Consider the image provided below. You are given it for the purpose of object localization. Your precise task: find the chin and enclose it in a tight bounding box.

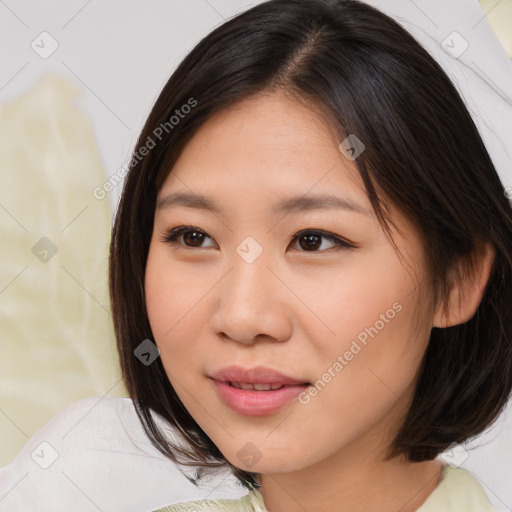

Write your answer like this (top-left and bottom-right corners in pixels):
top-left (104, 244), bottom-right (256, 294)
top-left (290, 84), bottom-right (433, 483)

top-left (221, 446), bottom-right (308, 475)
top-left (233, 459), bottom-right (298, 475)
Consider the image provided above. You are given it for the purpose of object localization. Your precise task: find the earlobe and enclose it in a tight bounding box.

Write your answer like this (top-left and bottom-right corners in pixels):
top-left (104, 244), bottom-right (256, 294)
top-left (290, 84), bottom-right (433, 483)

top-left (433, 243), bottom-right (495, 328)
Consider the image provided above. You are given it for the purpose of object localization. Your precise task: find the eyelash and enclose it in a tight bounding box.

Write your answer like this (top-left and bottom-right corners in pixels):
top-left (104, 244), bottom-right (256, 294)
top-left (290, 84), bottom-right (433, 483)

top-left (159, 225), bottom-right (356, 252)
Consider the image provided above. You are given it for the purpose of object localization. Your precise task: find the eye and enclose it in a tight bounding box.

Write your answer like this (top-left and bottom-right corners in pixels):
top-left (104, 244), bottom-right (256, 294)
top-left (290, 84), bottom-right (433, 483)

top-left (160, 226), bottom-right (355, 252)
top-left (290, 229), bottom-right (355, 252)
top-left (160, 225), bottom-right (216, 248)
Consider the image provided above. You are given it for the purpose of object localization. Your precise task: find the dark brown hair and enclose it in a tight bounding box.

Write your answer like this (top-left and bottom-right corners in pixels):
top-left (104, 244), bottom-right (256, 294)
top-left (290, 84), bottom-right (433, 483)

top-left (109, 0), bottom-right (512, 488)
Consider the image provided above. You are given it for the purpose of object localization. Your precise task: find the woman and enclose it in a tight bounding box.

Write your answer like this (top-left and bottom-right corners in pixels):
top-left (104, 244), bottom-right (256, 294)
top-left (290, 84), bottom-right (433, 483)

top-left (110, 0), bottom-right (512, 509)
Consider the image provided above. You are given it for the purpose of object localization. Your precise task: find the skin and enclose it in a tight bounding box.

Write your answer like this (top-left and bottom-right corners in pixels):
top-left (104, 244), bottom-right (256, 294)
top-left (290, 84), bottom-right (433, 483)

top-left (144, 90), bottom-right (492, 512)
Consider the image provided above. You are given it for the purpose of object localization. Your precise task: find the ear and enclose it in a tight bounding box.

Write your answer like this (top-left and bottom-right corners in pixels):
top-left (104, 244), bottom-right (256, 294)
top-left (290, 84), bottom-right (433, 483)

top-left (433, 242), bottom-right (495, 328)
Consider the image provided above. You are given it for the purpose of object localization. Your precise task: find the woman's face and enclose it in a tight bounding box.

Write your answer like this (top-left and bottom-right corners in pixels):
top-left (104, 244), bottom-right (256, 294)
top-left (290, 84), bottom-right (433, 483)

top-left (145, 91), bottom-right (436, 474)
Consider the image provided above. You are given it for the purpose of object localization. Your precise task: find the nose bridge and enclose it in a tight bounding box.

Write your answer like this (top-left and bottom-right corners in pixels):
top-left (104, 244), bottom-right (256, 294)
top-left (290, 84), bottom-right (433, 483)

top-left (226, 236), bottom-right (274, 308)
top-left (212, 236), bottom-right (290, 343)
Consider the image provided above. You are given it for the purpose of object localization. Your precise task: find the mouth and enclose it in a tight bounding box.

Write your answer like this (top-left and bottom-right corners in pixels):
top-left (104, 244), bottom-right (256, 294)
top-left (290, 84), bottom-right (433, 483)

top-left (211, 365), bottom-right (310, 387)
top-left (227, 381), bottom-right (308, 391)
top-left (209, 365), bottom-right (311, 416)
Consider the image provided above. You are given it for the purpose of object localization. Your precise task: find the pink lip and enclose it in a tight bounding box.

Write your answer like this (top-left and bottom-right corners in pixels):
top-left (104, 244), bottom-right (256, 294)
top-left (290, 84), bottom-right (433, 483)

top-left (210, 365), bottom-right (310, 416)
top-left (211, 365), bottom-right (308, 386)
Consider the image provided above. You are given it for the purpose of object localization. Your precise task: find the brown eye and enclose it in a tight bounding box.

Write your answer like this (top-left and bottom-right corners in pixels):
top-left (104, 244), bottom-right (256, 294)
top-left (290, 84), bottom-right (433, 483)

top-left (290, 230), bottom-right (354, 252)
top-left (160, 226), bottom-right (216, 248)
top-left (182, 230), bottom-right (205, 247)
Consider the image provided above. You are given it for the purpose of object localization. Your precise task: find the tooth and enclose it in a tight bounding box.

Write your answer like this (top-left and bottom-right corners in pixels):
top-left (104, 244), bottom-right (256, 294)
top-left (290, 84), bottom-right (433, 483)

top-left (230, 382), bottom-right (285, 391)
top-left (253, 383), bottom-right (272, 391)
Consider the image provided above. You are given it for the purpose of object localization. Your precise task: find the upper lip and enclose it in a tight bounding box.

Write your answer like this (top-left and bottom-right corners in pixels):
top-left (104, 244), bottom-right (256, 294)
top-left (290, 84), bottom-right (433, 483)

top-left (211, 365), bottom-right (309, 386)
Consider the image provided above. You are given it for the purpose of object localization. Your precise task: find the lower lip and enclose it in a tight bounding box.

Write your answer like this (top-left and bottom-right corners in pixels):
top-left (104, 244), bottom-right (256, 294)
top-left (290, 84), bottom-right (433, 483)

top-left (211, 379), bottom-right (309, 416)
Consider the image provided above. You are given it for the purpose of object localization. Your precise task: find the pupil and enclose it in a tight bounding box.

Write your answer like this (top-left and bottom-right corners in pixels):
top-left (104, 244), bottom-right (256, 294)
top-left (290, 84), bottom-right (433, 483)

top-left (184, 231), bottom-right (203, 247)
top-left (300, 234), bottom-right (320, 251)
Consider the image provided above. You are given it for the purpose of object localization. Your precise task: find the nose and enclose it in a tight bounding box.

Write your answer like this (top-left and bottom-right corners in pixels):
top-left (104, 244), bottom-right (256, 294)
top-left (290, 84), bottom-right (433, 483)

top-left (209, 248), bottom-right (293, 345)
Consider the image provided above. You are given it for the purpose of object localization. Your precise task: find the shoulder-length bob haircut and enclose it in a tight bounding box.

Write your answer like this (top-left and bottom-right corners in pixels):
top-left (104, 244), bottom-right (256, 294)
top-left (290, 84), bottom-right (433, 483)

top-left (109, 0), bottom-right (512, 487)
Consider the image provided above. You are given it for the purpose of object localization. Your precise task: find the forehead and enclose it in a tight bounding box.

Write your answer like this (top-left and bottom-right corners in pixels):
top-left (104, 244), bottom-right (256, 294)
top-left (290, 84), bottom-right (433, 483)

top-left (176, 90), bottom-right (341, 160)
top-left (159, 91), bottom-right (369, 208)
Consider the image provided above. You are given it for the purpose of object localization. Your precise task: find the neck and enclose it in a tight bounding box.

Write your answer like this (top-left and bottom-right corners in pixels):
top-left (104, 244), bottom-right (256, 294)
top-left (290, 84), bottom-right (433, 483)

top-left (257, 433), bottom-right (443, 512)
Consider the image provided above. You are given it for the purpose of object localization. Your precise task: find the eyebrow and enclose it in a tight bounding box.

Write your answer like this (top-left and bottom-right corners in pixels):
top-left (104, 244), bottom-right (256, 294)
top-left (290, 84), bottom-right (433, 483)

top-left (156, 191), bottom-right (372, 217)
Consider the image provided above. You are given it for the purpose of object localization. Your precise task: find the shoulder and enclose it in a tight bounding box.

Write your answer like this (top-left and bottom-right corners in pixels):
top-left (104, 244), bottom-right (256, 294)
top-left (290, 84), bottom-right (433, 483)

top-left (0, 397), bottom-right (248, 512)
top-left (418, 464), bottom-right (509, 512)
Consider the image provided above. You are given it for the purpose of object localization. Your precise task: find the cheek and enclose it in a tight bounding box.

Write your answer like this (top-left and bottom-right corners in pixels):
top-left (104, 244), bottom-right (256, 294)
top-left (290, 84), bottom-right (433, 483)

top-left (145, 248), bottom-right (189, 356)
top-left (289, 301), bottom-right (429, 467)
top-left (302, 249), bottom-right (430, 411)
top-left (144, 245), bottom-right (215, 395)
top-left (145, 243), bottom-right (200, 337)
top-left (304, 247), bottom-right (417, 353)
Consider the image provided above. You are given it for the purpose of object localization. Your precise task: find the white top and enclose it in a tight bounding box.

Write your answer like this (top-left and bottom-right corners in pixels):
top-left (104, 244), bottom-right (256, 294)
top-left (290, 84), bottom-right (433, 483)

top-left (155, 466), bottom-right (507, 512)
top-left (415, 466), bottom-right (508, 512)
top-left (0, 397), bottom-right (507, 512)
